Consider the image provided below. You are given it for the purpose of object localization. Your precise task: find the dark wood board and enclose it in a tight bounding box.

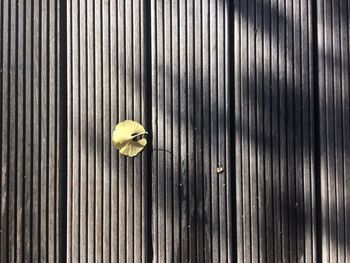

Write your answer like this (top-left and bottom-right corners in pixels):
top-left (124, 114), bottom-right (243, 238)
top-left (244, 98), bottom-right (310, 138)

top-left (0, 0), bottom-right (62, 261)
top-left (66, 0), bottom-right (149, 262)
top-left (1, 0), bottom-right (349, 262)
top-left (151, 0), bottom-right (233, 262)
top-left (234, 0), bottom-right (317, 261)
top-left (317, 0), bottom-right (350, 261)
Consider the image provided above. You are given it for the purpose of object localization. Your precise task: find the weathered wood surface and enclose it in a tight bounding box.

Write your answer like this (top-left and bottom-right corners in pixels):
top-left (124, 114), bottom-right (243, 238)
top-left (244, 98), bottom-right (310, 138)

top-left (0, 0), bottom-right (63, 262)
top-left (1, 0), bottom-right (350, 262)
top-left (67, 0), bottom-right (150, 262)
top-left (151, 0), bottom-right (233, 262)
top-left (234, 0), bottom-right (317, 261)
top-left (317, 0), bottom-right (350, 261)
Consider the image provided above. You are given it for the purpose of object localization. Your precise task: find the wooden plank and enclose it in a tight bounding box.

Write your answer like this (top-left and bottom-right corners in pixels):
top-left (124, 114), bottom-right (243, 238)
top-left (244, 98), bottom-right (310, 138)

top-left (151, 0), bottom-right (233, 261)
top-left (117, 0), bottom-right (127, 261)
top-left (125, 1), bottom-right (134, 261)
top-left (317, 0), bottom-right (328, 260)
top-left (79, 0), bottom-right (88, 261)
top-left (240, 0), bottom-right (251, 260)
top-left (218, 1), bottom-right (228, 262)
top-left (23, 0), bottom-right (33, 260)
top-left (71, 0), bottom-right (80, 261)
top-left (1, 0), bottom-right (10, 261)
top-left (262, 0), bottom-right (273, 262)
top-left (110, 0), bottom-right (118, 261)
top-left (186, 0), bottom-right (196, 261)
top-left (56, 0), bottom-right (64, 260)
top-left (303, 0), bottom-right (315, 261)
top-left (155, 0), bottom-right (165, 261)
top-left (16, 0), bottom-right (25, 261)
top-left (171, 0), bottom-right (181, 262)
top-left (77, 1), bottom-right (89, 262)
top-left (293, 0), bottom-right (304, 261)
top-left (48, 0), bottom-right (58, 261)
top-left (150, 0), bottom-right (158, 260)
top-left (341, 2), bottom-right (350, 261)
top-left (86, 0), bottom-right (95, 260)
top-left (40, 0), bottom-right (49, 261)
top-left (209, 1), bottom-right (219, 261)
top-left (8, 0), bottom-right (17, 261)
top-left (32, 0), bottom-right (41, 260)
top-left (256, 0), bottom-right (266, 261)
top-left (234, 0), bottom-right (316, 261)
top-left (164, 0), bottom-right (173, 261)
top-left (67, 0), bottom-right (149, 261)
top-left (102, 0), bottom-right (111, 261)
top-left (317, 0), bottom-right (350, 261)
top-left (233, 0), bottom-right (243, 260)
top-left (179, 0), bottom-right (189, 261)
top-left (66, 0), bottom-right (72, 260)
top-left (271, 0), bottom-right (282, 259)
top-left (0, 1), bottom-right (3, 258)
top-left (277, 0), bottom-right (289, 261)
top-left (247, 0), bottom-right (258, 260)
top-left (202, 0), bottom-right (212, 261)
top-left (1, 0), bottom-right (61, 261)
top-left (132, 1), bottom-right (142, 263)
top-left (141, 0), bottom-right (150, 261)
top-left (285, 0), bottom-right (297, 261)
top-left (94, 0), bottom-right (103, 260)
top-left (224, 1), bottom-right (233, 261)
top-left (194, 0), bottom-right (204, 261)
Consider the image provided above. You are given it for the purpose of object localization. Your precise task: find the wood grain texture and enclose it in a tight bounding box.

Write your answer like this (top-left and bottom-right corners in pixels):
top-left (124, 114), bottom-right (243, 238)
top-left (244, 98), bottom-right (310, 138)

top-left (317, 0), bottom-right (350, 261)
top-left (234, 0), bottom-right (317, 262)
top-left (151, 0), bottom-right (233, 262)
top-left (0, 0), bottom-right (62, 261)
top-left (2, 0), bottom-right (350, 262)
top-left (67, 0), bottom-right (149, 262)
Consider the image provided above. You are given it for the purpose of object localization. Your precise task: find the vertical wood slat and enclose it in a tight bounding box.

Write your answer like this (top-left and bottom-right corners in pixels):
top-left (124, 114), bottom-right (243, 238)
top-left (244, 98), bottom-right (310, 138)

top-left (317, 0), bottom-right (350, 261)
top-left (234, 0), bottom-right (316, 261)
top-left (77, 0), bottom-right (87, 262)
top-left (151, 0), bottom-right (233, 262)
top-left (67, 0), bottom-right (148, 262)
top-left (0, 0), bottom-right (61, 261)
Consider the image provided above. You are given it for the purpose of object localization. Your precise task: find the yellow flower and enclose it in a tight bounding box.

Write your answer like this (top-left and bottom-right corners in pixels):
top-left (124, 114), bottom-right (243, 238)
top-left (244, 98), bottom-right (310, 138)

top-left (112, 120), bottom-right (147, 157)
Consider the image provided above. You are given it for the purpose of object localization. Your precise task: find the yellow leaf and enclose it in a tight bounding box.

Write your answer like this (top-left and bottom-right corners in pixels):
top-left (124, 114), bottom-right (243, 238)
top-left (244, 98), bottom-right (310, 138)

top-left (112, 120), bottom-right (148, 157)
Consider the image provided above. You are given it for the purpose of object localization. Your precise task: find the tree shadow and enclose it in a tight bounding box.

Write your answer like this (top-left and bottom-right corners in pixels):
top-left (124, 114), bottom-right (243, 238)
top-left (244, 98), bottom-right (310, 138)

top-left (151, 0), bottom-right (350, 262)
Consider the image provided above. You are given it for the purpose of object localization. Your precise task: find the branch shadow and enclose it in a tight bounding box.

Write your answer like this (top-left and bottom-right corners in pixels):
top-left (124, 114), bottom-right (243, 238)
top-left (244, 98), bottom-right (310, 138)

top-left (152, 0), bottom-right (350, 262)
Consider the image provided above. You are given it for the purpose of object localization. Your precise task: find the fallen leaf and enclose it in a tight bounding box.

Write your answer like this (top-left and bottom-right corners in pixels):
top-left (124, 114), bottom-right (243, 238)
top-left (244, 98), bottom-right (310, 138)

top-left (112, 120), bottom-right (148, 157)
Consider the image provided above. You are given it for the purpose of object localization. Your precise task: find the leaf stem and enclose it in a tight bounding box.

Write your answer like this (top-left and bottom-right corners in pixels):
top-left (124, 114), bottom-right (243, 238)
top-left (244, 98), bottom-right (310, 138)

top-left (131, 131), bottom-right (148, 139)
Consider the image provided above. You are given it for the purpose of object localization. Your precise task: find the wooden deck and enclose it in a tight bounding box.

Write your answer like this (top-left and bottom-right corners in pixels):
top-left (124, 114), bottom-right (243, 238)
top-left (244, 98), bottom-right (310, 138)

top-left (1, 0), bottom-right (349, 262)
